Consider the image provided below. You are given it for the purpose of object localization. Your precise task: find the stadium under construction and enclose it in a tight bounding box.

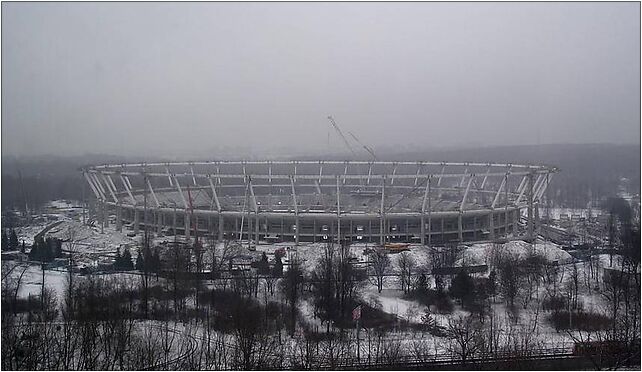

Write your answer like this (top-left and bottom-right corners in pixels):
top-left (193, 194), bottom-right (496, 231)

top-left (82, 160), bottom-right (558, 245)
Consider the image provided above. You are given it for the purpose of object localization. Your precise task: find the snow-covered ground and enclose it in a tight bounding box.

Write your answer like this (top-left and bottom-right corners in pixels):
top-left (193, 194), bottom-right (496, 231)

top-left (15, 264), bottom-right (70, 305)
top-left (14, 223), bottom-right (49, 246)
top-left (6, 262), bottom-right (142, 304)
top-left (2, 201), bottom-right (625, 354)
top-left (42, 220), bottom-right (141, 266)
top-left (456, 239), bottom-right (573, 268)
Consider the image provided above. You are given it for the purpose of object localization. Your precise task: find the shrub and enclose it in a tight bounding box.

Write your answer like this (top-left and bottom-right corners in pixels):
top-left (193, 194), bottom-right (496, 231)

top-left (542, 295), bottom-right (566, 311)
top-left (405, 288), bottom-right (454, 314)
top-left (548, 310), bottom-right (611, 332)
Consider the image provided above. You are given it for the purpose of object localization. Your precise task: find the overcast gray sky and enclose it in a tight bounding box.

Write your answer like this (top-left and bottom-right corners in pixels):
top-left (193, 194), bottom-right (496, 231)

top-left (2, 2), bottom-right (640, 158)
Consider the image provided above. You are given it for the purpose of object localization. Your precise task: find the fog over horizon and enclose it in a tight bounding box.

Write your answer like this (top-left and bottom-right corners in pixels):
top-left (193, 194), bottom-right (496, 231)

top-left (2, 2), bottom-right (640, 159)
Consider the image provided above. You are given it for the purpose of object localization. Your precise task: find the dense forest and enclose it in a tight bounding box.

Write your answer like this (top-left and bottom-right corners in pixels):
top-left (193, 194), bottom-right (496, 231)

top-left (1, 154), bottom-right (157, 213)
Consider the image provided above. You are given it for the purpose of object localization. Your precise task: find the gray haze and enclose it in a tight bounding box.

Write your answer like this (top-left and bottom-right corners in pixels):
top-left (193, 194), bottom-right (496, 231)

top-left (2, 2), bottom-right (640, 159)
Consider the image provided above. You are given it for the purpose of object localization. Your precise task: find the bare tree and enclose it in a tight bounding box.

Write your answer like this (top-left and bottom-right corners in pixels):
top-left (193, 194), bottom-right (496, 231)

top-left (497, 252), bottom-right (521, 309)
top-left (310, 241), bottom-right (365, 326)
top-left (263, 275), bottom-right (278, 296)
top-left (397, 252), bottom-right (416, 294)
top-left (60, 224), bottom-right (89, 317)
top-left (445, 314), bottom-right (484, 366)
top-left (567, 261), bottom-right (581, 310)
top-left (368, 249), bottom-right (391, 293)
top-left (520, 253), bottom-right (545, 309)
top-left (541, 261), bottom-right (561, 299)
top-left (405, 303), bottom-right (420, 324)
top-left (213, 240), bottom-right (243, 273)
top-left (281, 257), bottom-right (304, 333)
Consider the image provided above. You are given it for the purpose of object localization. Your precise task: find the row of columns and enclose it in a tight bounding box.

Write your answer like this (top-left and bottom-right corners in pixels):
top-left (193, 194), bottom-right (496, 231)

top-left (100, 203), bottom-right (524, 245)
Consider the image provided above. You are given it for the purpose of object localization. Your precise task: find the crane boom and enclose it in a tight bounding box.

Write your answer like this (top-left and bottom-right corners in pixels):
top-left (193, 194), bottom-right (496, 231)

top-left (327, 116), bottom-right (357, 157)
top-left (347, 131), bottom-right (376, 161)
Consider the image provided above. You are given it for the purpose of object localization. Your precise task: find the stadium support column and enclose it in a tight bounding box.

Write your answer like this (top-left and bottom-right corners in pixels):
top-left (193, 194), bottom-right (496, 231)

top-left (459, 175), bottom-right (474, 243)
top-left (336, 176), bottom-right (342, 245)
top-left (248, 177), bottom-right (260, 246)
top-left (173, 206), bottom-right (177, 239)
top-left (134, 209), bottom-right (140, 235)
top-left (527, 171), bottom-right (534, 240)
top-left (491, 173), bottom-right (506, 240)
top-left (505, 173), bottom-right (510, 237)
top-left (102, 172), bottom-right (119, 230)
top-left (208, 214), bottom-right (213, 239)
top-left (207, 176), bottom-right (223, 242)
top-left (421, 176), bottom-right (431, 246)
top-left (380, 175), bottom-right (386, 246)
top-left (428, 178), bottom-right (432, 247)
top-left (255, 215), bottom-right (259, 245)
top-left (100, 172), bottom-right (118, 230)
top-left (291, 176), bottom-right (299, 246)
top-left (172, 175), bottom-right (190, 240)
top-left (185, 212), bottom-right (191, 240)
top-left (146, 178), bottom-right (161, 235)
top-left (116, 202), bottom-right (122, 232)
top-left (489, 213), bottom-right (495, 240)
top-left (473, 216), bottom-right (477, 240)
top-left (117, 176), bottom-right (132, 204)
top-left (534, 205), bottom-right (540, 237)
top-left (531, 173), bottom-right (546, 238)
top-left (218, 215), bottom-right (224, 242)
top-left (90, 173), bottom-right (108, 232)
top-left (103, 202), bottom-right (109, 229)
top-left (100, 203), bottom-right (105, 233)
top-left (405, 219), bottom-right (409, 242)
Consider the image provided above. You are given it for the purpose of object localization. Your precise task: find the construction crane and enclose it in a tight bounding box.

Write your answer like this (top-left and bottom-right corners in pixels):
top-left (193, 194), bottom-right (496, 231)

top-left (327, 115), bottom-right (358, 157)
top-left (327, 115), bottom-right (376, 161)
top-left (327, 115), bottom-right (383, 195)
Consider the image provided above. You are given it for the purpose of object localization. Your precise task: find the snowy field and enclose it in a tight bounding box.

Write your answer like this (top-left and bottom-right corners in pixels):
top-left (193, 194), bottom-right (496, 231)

top-left (31, 220), bottom-right (143, 266)
top-left (456, 239), bottom-right (573, 268)
top-left (4, 262), bottom-right (142, 306)
top-left (3, 200), bottom-right (630, 355)
top-left (283, 239), bottom-right (620, 351)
